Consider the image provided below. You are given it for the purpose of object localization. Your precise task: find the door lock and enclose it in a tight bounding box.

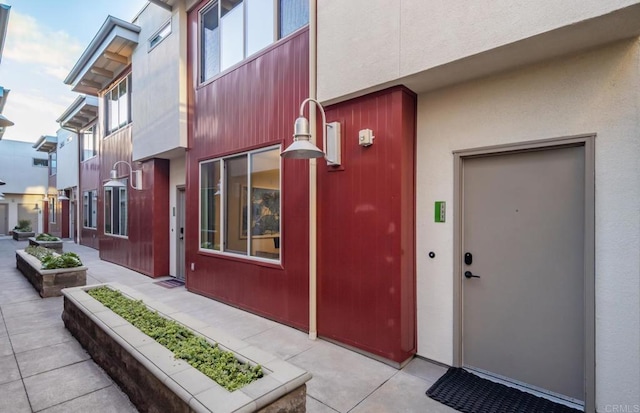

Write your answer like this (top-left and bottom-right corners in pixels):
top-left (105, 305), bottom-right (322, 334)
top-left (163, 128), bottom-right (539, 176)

top-left (464, 271), bottom-right (480, 279)
top-left (464, 252), bottom-right (473, 265)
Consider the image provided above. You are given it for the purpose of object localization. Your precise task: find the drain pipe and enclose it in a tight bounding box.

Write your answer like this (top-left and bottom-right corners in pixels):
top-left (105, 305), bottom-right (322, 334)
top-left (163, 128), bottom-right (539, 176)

top-left (308, 0), bottom-right (318, 341)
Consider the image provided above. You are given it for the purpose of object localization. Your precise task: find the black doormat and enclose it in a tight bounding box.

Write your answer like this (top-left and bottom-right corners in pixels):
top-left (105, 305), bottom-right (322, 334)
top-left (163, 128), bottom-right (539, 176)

top-left (426, 367), bottom-right (581, 413)
top-left (153, 279), bottom-right (185, 288)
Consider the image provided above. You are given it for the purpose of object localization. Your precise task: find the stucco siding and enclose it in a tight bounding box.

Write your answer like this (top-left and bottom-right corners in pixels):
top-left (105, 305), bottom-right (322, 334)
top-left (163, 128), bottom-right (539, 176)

top-left (132, 3), bottom-right (187, 161)
top-left (415, 39), bottom-right (640, 409)
top-left (318, 0), bottom-right (640, 102)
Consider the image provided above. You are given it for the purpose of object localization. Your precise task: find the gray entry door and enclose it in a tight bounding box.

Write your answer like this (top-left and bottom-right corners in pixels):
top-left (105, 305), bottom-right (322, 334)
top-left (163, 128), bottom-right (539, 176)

top-left (176, 187), bottom-right (186, 280)
top-left (462, 145), bottom-right (584, 402)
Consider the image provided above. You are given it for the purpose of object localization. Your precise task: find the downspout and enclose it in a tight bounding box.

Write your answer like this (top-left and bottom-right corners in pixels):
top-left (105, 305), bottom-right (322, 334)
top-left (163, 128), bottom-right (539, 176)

top-left (308, 0), bottom-right (318, 340)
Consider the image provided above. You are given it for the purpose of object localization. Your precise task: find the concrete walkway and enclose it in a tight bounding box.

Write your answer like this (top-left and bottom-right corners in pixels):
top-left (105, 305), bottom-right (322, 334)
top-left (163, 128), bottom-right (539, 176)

top-left (0, 238), bottom-right (455, 412)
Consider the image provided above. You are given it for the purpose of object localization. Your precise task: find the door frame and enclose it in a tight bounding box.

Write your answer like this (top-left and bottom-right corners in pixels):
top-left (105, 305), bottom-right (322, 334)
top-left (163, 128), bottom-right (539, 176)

top-left (176, 185), bottom-right (186, 280)
top-left (452, 134), bottom-right (595, 412)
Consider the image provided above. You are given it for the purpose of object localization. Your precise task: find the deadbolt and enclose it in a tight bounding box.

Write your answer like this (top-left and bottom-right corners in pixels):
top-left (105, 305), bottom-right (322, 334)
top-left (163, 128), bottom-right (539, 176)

top-left (464, 252), bottom-right (473, 265)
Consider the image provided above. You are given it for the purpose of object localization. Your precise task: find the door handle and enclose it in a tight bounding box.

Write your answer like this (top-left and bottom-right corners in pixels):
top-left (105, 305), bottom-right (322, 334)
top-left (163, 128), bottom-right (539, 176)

top-left (179, 236), bottom-right (184, 240)
top-left (464, 271), bottom-right (480, 279)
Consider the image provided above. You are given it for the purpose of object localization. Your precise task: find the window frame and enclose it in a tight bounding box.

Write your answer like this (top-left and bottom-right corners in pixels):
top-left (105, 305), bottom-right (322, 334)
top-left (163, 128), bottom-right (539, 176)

top-left (149, 19), bottom-right (172, 51)
top-left (104, 181), bottom-right (128, 238)
top-left (49, 196), bottom-right (56, 224)
top-left (33, 158), bottom-right (48, 167)
top-left (198, 0), bottom-right (308, 84)
top-left (49, 152), bottom-right (57, 176)
top-left (104, 74), bottom-right (132, 137)
top-left (81, 124), bottom-right (98, 162)
top-left (199, 145), bottom-right (281, 263)
top-left (83, 190), bottom-right (98, 229)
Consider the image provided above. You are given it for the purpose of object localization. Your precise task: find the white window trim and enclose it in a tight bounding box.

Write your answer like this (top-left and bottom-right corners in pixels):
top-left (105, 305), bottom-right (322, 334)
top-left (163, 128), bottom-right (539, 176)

top-left (149, 19), bottom-right (172, 52)
top-left (104, 182), bottom-right (128, 238)
top-left (81, 124), bottom-right (98, 162)
top-left (198, 0), bottom-right (308, 85)
top-left (199, 145), bottom-right (281, 263)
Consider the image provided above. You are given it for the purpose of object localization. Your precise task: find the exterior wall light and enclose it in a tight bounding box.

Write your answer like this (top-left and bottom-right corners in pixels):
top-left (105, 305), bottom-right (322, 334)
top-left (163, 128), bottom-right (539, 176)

top-left (0, 192), bottom-right (4, 200)
top-left (0, 178), bottom-right (5, 185)
top-left (104, 161), bottom-right (143, 190)
top-left (281, 98), bottom-right (341, 165)
top-left (58, 190), bottom-right (69, 201)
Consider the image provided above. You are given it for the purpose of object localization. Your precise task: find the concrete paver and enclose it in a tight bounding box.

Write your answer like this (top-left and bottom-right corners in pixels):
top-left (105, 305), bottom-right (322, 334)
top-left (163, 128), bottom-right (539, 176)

top-left (0, 238), bottom-right (455, 412)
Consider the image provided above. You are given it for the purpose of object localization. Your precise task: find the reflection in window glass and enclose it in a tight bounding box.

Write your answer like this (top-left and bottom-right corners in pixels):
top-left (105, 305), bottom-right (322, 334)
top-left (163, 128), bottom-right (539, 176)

top-left (225, 155), bottom-right (248, 255)
top-left (246, 0), bottom-right (274, 56)
top-left (250, 149), bottom-right (280, 260)
top-left (279, 0), bottom-right (309, 38)
top-left (201, 3), bottom-right (220, 81)
top-left (220, 1), bottom-right (244, 71)
top-left (200, 160), bottom-right (221, 250)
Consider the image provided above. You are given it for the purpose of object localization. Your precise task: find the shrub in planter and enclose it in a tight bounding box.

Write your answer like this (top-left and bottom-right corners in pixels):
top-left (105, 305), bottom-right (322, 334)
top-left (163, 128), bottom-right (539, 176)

top-left (25, 245), bottom-right (83, 269)
top-left (36, 233), bottom-right (60, 241)
top-left (88, 287), bottom-right (263, 391)
top-left (15, 219), bottom-right (32, 232)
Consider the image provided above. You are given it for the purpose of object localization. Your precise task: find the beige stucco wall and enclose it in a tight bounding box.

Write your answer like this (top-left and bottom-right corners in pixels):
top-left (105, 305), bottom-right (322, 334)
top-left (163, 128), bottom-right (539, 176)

top-left (131, 2), bottom-right (188, 161)
top-left (318, 0), bottom-right (640, 102)
top-left (416, 39), bottom-right (640, 409)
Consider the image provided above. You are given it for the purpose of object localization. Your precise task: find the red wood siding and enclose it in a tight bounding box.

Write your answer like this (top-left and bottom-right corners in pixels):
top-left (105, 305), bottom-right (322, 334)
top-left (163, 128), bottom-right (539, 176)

top-left (186, 5), bottom-right (310, 330)
top-left (80, 156), bottom-right (100, 249)
top-left (318, 87), bottom-right (417, 363)
top-left (99, 125), bottom-right (170, 277)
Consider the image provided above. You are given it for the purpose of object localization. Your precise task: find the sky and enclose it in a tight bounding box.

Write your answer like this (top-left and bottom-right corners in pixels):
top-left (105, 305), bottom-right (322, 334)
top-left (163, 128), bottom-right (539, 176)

top-left (0, 0), bottom-right (148, 143)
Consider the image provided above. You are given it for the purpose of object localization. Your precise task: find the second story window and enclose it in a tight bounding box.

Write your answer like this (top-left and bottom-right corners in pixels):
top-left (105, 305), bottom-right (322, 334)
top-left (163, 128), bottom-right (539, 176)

top-left (82, 125), bottom-right (98, 161)
top-left (49, 152), bottom-right (57, 176)
top-left (105, 74), bottom-right (132, 136)
top-left (200, 0), bottom-right (309, 83)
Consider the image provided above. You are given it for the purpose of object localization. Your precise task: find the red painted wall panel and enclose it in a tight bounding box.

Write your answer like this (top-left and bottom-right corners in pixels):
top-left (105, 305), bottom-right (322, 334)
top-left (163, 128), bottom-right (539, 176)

top-left (98, 125), bottom-right (170, 277)
top-left (80, 156), bottom-right (100, 249)
top-left (186, 4), bottom-right (310, 330)
top-left (318, 87), bottom-right (417, 363)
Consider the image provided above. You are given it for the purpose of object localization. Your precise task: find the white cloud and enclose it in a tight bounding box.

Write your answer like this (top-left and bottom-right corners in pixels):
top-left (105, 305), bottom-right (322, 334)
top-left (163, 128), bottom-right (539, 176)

top-left (2, 91), bottom-right (71, 142)
top-left (4, 11), bottom-right (83, 80)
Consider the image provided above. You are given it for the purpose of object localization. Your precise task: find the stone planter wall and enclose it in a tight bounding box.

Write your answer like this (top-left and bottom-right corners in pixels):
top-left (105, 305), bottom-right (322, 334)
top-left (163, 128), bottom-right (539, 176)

top-left (28, 237), bottom-right (63, 253)
top-left (62, 284), bottom-right (311, 413)
top-left (16, 250), bottom-right (87, 298)
top-left (13, 231), bottom-right (35, 241)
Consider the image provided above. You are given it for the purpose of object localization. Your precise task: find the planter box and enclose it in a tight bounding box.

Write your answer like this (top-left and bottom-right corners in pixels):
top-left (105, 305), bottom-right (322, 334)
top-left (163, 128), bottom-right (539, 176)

top-left (13, 231), bottom-right (35, 241)
top-left (28, 237), bottom-right (63, 253)
top-left (62, 283), bottom-right (311, 413)
top-left (16, 249), bottom-right (87, 298)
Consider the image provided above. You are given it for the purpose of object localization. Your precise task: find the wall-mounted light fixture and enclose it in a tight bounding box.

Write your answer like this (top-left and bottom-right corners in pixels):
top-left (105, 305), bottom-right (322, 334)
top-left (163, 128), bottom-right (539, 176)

top-left (58, 190), bottom-right (69, 201)
top-left (104, 161), bottom-right (143, 190)
top-left (0, 192), bottom-right (4, 200)
top-left (33, 204), bottom-right (40, 211)
top-left (0, 178), bottom-right (5, 185)
top-left (280, 98), bottom-right (341, 165)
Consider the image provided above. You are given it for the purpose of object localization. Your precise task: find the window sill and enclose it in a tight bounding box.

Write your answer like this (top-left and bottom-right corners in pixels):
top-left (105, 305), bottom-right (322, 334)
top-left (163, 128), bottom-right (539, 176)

top-left (197, 249), bottom-right (283, 270)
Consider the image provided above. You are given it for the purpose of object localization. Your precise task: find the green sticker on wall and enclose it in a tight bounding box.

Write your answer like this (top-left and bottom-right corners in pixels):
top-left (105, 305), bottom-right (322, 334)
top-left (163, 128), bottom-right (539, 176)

top-left (435, 201), bottom-right (446, 223)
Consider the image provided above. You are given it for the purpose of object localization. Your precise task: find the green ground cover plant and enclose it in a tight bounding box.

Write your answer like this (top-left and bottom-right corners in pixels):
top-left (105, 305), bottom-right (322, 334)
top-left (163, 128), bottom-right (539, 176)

top-left (87, 287), bottom-right (263, 391)
top-left (25, 245), bottom-right (83, 269)
top-left (36, 233), bottom-right (60, 241)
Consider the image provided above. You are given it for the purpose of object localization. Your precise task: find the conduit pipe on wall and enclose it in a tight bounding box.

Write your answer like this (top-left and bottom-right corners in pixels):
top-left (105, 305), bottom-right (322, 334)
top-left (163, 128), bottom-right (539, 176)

top-left (308, 0), bottom-right (318, 341)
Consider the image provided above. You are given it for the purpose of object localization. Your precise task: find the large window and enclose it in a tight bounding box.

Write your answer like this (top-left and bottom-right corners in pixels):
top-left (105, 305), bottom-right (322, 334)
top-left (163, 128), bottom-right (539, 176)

top-left (33, 158), bottom-right (48, 167)
top-left (200, 0), bottom-right (308, 82)
top-left (105, 74), bottom-right (132, 136)
top-left (83, 190), bottom-right (98, 229)
top-left (104, 182), bottom-right (128, 237)
top-left (200, 146), bottom-right (280, 261)
top-left (81, 125), bottom-right (98, 161)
